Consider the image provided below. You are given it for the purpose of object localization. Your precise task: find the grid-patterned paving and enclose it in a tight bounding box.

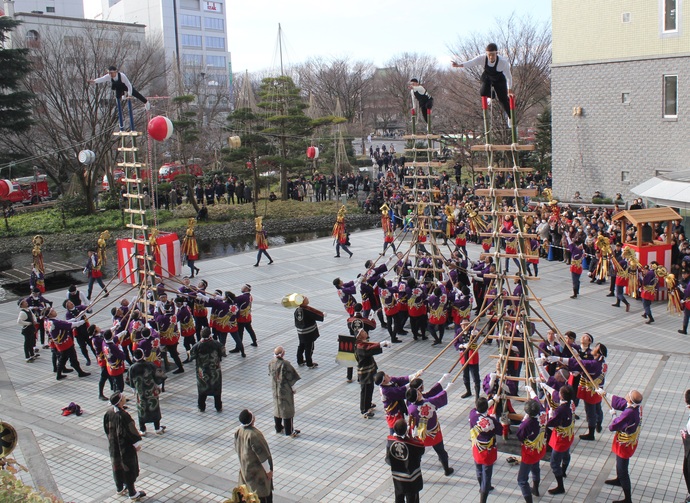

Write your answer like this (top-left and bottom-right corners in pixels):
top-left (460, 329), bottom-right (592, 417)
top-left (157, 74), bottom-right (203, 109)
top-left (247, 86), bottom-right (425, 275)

top-left (0, 228), bottom-right (688, 502)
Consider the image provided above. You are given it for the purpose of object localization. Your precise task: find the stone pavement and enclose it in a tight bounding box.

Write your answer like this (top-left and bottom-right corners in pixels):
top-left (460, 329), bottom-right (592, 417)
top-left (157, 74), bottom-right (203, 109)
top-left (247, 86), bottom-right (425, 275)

top-left (0, 228), bottom-right (688, 503)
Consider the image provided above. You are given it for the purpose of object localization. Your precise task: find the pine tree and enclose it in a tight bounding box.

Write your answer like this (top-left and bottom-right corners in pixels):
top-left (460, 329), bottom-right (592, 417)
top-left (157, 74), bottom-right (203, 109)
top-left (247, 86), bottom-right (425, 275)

top-left (0, 17), bottom-right (34, 161)
top-left (533, 106), bottom-right (552, 177)
top-left (255, 75), bottom-right (344, 200)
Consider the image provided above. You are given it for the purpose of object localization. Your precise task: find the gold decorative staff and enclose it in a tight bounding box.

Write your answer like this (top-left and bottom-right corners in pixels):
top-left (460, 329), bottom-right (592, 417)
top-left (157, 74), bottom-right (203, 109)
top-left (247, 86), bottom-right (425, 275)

top-left (223, 485), bottom-right (260, 503)
top-left (595, 235), bottom-right (612, 281)
top-left (96, 230), bottom-right (111, 272)
top-left (181, 218), bottom-right (200, 261)
top-left (31, 234), bottom-right (45, 292)
top-left (332, 205), bottom-right (346, 244)
top-left (622, 246), bottom-right (640, 298)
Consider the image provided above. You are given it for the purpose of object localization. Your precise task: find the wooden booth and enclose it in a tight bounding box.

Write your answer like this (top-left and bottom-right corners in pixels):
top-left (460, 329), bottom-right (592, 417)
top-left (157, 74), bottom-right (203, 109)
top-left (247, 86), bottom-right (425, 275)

top-left (612, 207), bottom-right (681, 300)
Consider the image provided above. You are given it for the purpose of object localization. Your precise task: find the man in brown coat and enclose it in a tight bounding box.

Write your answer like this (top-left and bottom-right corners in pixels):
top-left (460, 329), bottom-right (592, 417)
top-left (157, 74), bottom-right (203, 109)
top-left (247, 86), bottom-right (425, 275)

top-left (234, 409), bottom-right (273, 503)
top-left (268, 346), bottom-right (301, 437)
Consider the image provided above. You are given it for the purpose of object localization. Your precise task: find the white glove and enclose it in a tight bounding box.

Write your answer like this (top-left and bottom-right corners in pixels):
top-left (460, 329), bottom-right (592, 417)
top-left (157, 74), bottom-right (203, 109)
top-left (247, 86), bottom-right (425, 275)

top-left (438, 373), bottom-right (451, 388)
top-left (596, 388), bottom-right (606, 397)
top-left (535, 357), bottom-right (544, 367)
top-left (523, 385), bottom-right (537, 400)
top-left (539, 383), bottom-right (555, 395)
top-left (408, 369), bottom-right (423, 381)
top-left (546, 355), bottom-right (561, 364)
top-left (71, 319), bottom-right (85, 327)
top-left (196, 293), bottom-right (209, 302)
top-left (444, 381), bottom-right (454, 392)
top-left (380, 340), bottom-right (391, 348)
top-left (609, 409), bottom-right (618, 418)
top-left (457, 344), bottom-right (467, 351)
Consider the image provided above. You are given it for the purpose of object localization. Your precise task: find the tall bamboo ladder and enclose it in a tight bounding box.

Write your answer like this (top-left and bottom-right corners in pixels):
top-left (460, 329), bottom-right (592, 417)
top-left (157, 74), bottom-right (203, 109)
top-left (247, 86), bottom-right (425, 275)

top-left (399, 90), bottom-right (451, 277)
top-left (471, 94), bottom-right (544, 413)
top-left (115, 99), bottom-right (156, 311)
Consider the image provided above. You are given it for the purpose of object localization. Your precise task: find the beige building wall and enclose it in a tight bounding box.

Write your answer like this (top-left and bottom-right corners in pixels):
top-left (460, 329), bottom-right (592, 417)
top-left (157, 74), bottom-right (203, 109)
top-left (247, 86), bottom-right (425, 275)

top-left (553, 0), bottom-right (690, 65)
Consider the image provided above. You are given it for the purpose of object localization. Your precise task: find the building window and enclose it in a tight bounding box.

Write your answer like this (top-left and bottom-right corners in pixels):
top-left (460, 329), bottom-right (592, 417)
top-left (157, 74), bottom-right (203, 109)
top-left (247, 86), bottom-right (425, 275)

top-left (183, 53), bottom-right (203, 66)
top-left (663, 75), bottom-right (678, 117)
top-left (26, 30), bottom-right (40, 48)
top-left (622, 92), bottom-right (630, 104)
top-left (621, 170), bottom-right (630, 182)
top-left (204, 16), bottom-right (224, 30)
top-left (664, 0), bottom-right (677, 31)
top-left (181, 34), bottom-right (202, 47)
top-left (202, 1), bottom-right (222, 13)
top-left (206, 55), bottom-right (226, 67)
top-left (205, 36), bottom-right (225, 49)
top-left (63, 35), bottom-right (83, 45)
top-left (180, 14), bottom-right (201, 28)
top-left (46, 6), bottom-right (55, 12)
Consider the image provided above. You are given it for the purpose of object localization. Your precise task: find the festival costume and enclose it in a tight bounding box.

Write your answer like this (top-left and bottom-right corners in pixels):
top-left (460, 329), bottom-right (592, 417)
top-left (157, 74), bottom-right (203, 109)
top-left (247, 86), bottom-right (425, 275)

top-left (234, 424), bottom-right (273, 501)
top-left (516, 399), bottom-right (547, 501)
top-left (408, 385), bottom-right (452, 474)
top-left (386, 433), bottom-right (425, 503)
top-left (294, 306), bottom-right (323, 368)
top-left (190, 336), bottom-right (224, 411)
top-left (268, 356), bottom-right (301, 436)
top-left (470, 408), bottom-right (502, 497)
top-left (127, 359), bottom-right (165, 432)
top-left (103, 404), bottom-right (143, 498)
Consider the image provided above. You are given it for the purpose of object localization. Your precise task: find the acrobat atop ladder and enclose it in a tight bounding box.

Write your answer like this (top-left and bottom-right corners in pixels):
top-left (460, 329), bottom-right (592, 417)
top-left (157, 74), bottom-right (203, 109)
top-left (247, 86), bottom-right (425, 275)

top-left (114, 127), bottom-right (155, 288)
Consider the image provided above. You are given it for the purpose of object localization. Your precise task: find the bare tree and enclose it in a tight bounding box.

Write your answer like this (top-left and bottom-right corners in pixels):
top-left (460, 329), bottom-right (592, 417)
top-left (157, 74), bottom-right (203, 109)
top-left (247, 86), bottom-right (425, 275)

top-left (294, 57), bottom-right (374, 120)
top-left (8, 23), bottom-right (166, 212)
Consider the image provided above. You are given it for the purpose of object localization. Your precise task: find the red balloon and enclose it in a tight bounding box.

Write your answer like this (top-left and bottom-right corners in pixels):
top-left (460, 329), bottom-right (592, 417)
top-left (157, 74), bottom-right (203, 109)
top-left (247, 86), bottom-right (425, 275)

top-left (147, 116), bottom-right (174, 141)
top-left (0, 180), bottom-right (13, 198)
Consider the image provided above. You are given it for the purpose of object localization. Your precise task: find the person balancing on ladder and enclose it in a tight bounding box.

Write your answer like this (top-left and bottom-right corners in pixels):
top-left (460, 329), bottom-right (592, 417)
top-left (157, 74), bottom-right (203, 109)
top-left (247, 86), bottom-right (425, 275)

top-left (89, 66), bottom-right (150, 130)
top-left (452, 43), bottom-right (514, 129)
top-left (409, 78), bottom-right (434, 131)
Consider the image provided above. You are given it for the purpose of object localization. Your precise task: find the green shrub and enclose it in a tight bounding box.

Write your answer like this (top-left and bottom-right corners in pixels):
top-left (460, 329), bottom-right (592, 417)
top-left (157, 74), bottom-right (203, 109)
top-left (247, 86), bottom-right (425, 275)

top-left (55, 195), bottom-right (89, 217)
top-left (100, 190), bottom-right (122, 211)
top-left (0, 469), bottom-right (59, 502)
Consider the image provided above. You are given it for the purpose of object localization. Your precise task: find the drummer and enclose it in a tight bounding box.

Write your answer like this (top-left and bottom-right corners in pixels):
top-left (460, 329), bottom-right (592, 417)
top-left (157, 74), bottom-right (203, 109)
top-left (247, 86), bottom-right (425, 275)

top-left (291, 295), bottom-right (325, 369)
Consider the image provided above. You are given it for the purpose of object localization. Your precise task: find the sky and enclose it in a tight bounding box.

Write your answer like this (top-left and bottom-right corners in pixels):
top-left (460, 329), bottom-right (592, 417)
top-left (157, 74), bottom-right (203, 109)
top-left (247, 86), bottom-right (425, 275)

top-left (227, 0), bottom-right (552, 74)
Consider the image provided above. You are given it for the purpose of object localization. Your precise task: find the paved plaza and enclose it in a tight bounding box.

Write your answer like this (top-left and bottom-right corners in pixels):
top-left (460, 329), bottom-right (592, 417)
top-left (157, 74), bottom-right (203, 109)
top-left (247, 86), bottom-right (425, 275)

top-left (0, 228), bottom-right (688, 503)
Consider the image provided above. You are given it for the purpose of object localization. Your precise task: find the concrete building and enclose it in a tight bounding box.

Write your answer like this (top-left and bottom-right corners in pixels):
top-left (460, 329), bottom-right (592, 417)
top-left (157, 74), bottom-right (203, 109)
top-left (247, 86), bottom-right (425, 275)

top-left (551, 0), bottom-right (690, 203)
top-left (95, 0), bottom-right (232, 95)
top-left (0, 0), bottom-right (83, 17)
top-left (2, 1), bottom-right (146, 58)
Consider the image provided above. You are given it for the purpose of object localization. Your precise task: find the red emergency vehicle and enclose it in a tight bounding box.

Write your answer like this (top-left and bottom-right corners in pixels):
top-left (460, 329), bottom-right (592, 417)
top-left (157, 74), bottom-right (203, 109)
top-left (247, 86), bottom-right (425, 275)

top-left (0, 174), bottom-right (51, 205)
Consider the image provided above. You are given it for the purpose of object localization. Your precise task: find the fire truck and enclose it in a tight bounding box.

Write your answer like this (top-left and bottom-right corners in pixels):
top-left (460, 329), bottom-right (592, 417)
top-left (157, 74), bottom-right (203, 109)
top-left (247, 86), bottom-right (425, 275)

top-left (158, 162), bottom-right (203, 183)
top-left (0, 174), bottom-right (51, 205)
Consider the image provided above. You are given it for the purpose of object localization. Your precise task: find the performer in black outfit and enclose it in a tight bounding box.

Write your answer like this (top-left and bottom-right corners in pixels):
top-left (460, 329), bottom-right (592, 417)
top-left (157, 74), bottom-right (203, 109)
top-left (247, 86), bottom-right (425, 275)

top-left (409, 79), bottom-right (433, 123)
top-left (294, 297), bottom-right (325, 369)
top-left (453, 43), bottom-right (514, 124)
top-left (17, 298), bottom-right (37, 362)
top-left (386, 418), bottom-right (426, 503)
top-left (90, 66), bottom-right (149, 109)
